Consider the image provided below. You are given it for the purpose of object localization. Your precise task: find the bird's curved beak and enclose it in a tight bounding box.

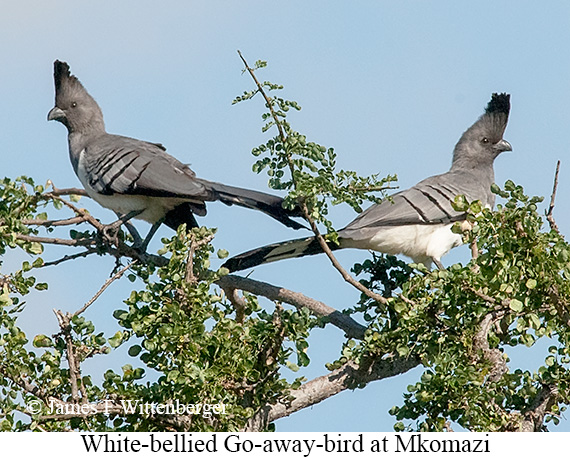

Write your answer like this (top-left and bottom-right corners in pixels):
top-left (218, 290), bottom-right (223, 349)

top-left (47, 106), bottom-right (66, 122)
top-left (494, 139), bottom-right (512, 153)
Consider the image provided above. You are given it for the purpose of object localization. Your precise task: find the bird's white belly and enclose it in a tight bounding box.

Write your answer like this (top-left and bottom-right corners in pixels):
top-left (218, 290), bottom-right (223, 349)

top-left (88, 192), bottom-right (172, 224)
top-left (342, 223), bottom-right (462, 266)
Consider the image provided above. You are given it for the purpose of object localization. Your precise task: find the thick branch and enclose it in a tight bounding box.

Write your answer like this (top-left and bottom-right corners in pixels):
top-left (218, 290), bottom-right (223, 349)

top-left (472, 311), bottom-right (508, 382)
top-left (0, 363), bottom-right (46, 400)
top-left (53, 311), bottom-right (82, 402)
top-left (518, 384), bottom-right (558, 432)
top-left (217, 274), bottom-right (366, 339)
top-left (243, 354), bottom-right (421, 431)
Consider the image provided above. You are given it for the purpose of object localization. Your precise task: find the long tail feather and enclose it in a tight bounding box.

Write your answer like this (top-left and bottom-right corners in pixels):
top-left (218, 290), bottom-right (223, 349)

top-left (223, 236), bottom-right (340, 272)
top-left (206, 181), bottom-right (306, 230)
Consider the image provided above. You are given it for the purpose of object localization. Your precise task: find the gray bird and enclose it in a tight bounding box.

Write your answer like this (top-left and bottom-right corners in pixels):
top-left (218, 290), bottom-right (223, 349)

top-left (223, 93), bottom-right (512, 272)
top-left (47, 60), bottom-right (305, 249)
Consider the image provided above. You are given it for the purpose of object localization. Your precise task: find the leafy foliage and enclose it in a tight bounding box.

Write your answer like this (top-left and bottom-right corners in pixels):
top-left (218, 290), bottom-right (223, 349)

top-left (0, 61), bottom-right (569, 432)
top-left (233, 59), bottom-right (396, 235)
top-left (341, 182), bottom-right (570, 431)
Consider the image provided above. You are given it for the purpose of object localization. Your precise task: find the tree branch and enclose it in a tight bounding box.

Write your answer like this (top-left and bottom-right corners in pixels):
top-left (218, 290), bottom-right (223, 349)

top-left (48, 186), bottom-right (88, 198)
top-left (472, 311), bottom-right (508, 382)
top-left (53, 310), bottom-right (82, 402)
top-left (546, 160), bottom-right (561, 234)
top-left (72, 261), bottom-right (136, 317)
top-left (22, 215), bottom-right (90, 227)
top-left (237, 50), bottom-right (288, 164)
top-left (243, 354), bottom-right (421, 431)
top-left (15, 233), bottom-right (95, 247)
top-left (0, 363), bottom-right (46, 400)
top-left (184, 234), bottom-right (215, 286)
top-left (40, 249), bottom-right (98, 268)
top-left (45, 193), bottom-right (105, 232)
top-left (518, 384), bottom-right (559, 432)
top-left (217, 274), bottom-right (366, 339)
top-left (303, 207), bottom-right (388, 304)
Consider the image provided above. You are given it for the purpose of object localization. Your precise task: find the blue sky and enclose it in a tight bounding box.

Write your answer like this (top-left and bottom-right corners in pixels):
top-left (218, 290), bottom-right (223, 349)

top-left (1, 1), bottom-right (570, 431)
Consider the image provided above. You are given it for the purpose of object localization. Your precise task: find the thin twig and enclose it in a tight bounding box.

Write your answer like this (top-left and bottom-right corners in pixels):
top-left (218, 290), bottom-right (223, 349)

top-left (49, 186), bottom-right (88, 198)
top-left (238, 50), bottom-right (385, 304)
top-left (72, 261), bottom-right (136, 317)
top-left (16, 233), bottom-right (95, 247)
top-left (184, 234), bottom-right (215, 285)
top-left (546, 160), bottom-right (561, 234)
top-left (470, 238), bottom-right (479, 261)
top-left (465, 285), bottom-right (497, 304)
top-left (303, 207), bottom-right (388, 304)
top-left (50, 262), bottom-right (134, 405)
top-left (46, 194), bottom-right (105, 232)
top-left (41, 249), bottom-right (98, 268)
top-left (237, 50), bottom-right (288, 163)
top-left (263, 303), bottom-right (285, 366)
top-left (22, 215), bottom-right (90, 227)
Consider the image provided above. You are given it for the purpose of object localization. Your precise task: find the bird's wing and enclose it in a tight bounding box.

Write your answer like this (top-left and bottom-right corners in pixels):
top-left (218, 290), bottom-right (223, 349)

top-left (340, 171), bottom-right (488, 240)
top-left (83, 134), bottom-right (210, 201)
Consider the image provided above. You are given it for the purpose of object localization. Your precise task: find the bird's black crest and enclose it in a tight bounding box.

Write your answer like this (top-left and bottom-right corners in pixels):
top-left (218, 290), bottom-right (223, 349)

top-left (54, 60), bottom-right (72, 91)
top-left (53, 60), bottom-right (87, 99)
top-left (485, 93), bottom-right (510, 116)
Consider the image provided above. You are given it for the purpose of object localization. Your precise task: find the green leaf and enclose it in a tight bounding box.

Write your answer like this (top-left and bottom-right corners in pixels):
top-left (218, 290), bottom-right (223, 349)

top-left (286, 361), bottom-right (300, 372)
top-left (509, 299), bottom-right (524, 312)
top-left (108, 331), bottom-right (124, 348)
top-left (128, 345), bottom-right (142, 357)
top-left (32, 334), bottom-right (53, 348)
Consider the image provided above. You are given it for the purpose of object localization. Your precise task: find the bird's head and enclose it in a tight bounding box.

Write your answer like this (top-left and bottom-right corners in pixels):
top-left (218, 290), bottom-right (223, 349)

top-left (47, 60), bottom-right (105, 135)
top-left (452, 93), bottom-right (512, 169)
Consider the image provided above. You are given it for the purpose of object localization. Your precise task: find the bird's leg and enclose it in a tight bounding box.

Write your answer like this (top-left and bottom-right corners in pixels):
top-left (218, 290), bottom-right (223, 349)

top-left (123, 221), bottom-right (143, 247)
top-left (106, 210), bottom-right (144, 232)
top-left (433, 259), bottom-right (445, 270)
top-left (139, 219), bottom-right (164, 253)
top-left (102, 210), bottom-right (144, 246)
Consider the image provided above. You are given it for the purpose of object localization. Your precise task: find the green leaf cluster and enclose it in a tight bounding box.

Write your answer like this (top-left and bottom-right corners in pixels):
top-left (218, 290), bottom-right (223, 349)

top-left (234, 62), bottom-right (397, 234)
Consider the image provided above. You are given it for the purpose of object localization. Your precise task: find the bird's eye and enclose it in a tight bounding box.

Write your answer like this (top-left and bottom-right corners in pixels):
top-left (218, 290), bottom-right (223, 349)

top-left (481, 137), bottom-right (489, 144)
top-left (71, 102), bottom-right (77, 108)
